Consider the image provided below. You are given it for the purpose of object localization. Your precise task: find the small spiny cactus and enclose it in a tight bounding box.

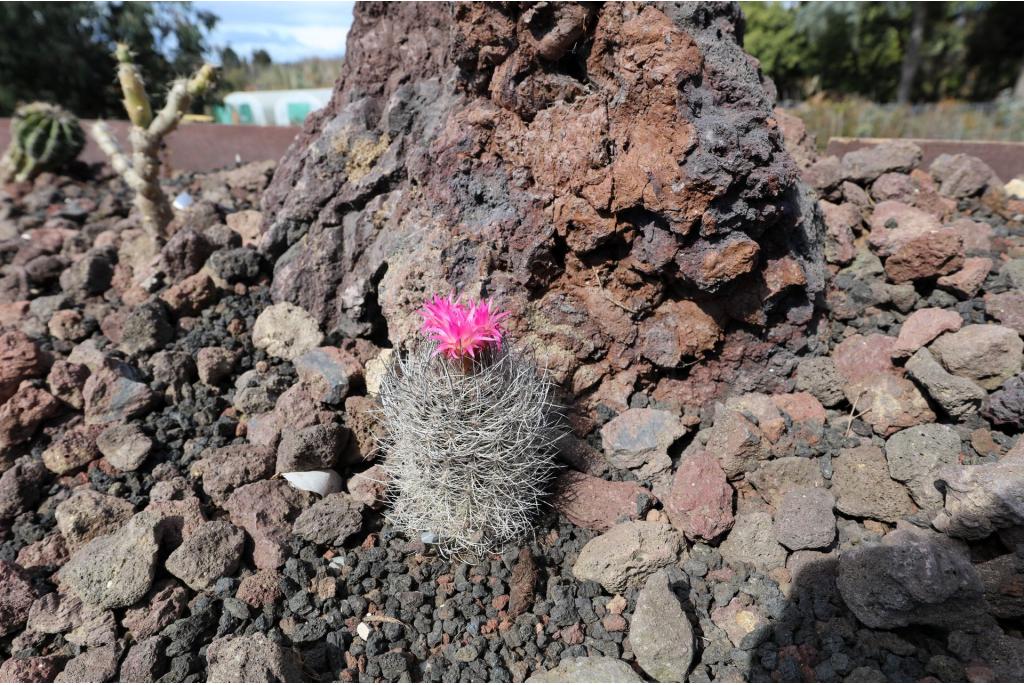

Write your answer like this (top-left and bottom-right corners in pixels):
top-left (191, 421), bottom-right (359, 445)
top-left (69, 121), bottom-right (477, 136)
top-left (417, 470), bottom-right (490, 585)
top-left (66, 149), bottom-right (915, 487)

top-left (0, 102), bottom-right (85, 182)
top-left (379, 295), bottom-right (561, 558)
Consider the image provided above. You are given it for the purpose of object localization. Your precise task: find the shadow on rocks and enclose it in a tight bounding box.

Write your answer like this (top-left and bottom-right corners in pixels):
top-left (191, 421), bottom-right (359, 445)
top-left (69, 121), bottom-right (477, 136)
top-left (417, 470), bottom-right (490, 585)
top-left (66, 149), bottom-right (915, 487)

top-left (734, 498), bottom-right (1024, 683)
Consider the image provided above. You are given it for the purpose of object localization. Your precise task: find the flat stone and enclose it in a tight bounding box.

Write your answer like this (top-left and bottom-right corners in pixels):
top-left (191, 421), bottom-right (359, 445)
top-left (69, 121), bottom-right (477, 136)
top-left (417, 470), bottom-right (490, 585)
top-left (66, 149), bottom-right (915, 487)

top-left (931, 324), bottom-right (1023, 391)
top-left (748, 457), bottom-right (825, 506)
top-left (891, 308), bottom-right (963, 358)
top-left (224, 480), bottom-right (314, 569)
top-left (291, 492), bottom-right (364, 547)
top-left (55, 488), bottom-right (134, 551)
top-left (60, 512), bottom-right (160, 610)
top-left (905, 348), bottom-right (986, 419)
top-left (553, 470), bottom-right (652, 532)
top-left (663, 449), bottom-right (734, 541)
top-left (95, 422), bottom-right (152, 471)
top-left (526, 657), bottom-right (642, 683)
top-left (600, 408), bottom-right (687, 480)
top-left (252, 302), bottom-right (324, 361)
top-left (774, 487), bottom-right (836, 551)
top-left (572, 521), bottom-right (682, 593)
top-left (165, 521), bottom-right (245, 591)
top-left (720, 511), bottom-right (788, 573)
top-left (630, 570), bottom-right (694, 681)
top-left (837, 527), bottom-right (986, 629)
top-left (885, 424), bottom-right (962, 510)
top-left (206, 634), bottom-right (304, 682)
top-left (832, 445), bottom-right (915, 523)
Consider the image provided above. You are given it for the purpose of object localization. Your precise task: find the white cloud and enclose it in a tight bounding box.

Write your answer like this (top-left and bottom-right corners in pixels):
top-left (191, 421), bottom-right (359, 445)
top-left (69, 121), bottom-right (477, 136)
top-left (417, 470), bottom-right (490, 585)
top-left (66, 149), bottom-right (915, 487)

top-left (196, 1), bottom-right (354, 62)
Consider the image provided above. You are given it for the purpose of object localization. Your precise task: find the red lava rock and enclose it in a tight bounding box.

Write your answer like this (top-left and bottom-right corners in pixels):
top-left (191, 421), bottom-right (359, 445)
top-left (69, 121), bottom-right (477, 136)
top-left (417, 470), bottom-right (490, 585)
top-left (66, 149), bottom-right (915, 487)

top-left (883, 228), bottom-right (964, 283)
top-left (947, 217), bottom-right (994, 254)
top-left (82, 359), bottom-right (157, 425)
top-left (0, 560), bottom-right (36, 636)
top-left (985, 291), bottom-right (1024, 335)
top-left (0, 330), bottom-right (49, 404)
top-left (832, 333), bottom-right (899, 385)
top-left (0, 301), bottom-right (30, 328)
top-left (190, 443), bottom-right (276, 505)
top-left (224, 479), bottom-right (315, 569)
top-left (845, 372), bottom-right (936, 437)
top-left (0, 386), bottom-right (61, 449)
top-left (160, 272), bottom-right (218, 316)
top-left (44, 360), bottom-right (89, 411)
top-left (15, 534), bottom-right (68, 573)
top-left (122, 580), bottom-right (189, 640)
top-left (891, 308), bottom-right (964, 358)
top-left (41, 423), bottom-right (103, 475)
top-left (771, 392), bottom-right (826, 425)
top-left (294, 346), bottom-right (364, 405)
top-left (0, 655), bottom-right (67, 683)
top-left (145, 496), bottom-right (207, 550)
top-left (346, 465), bottom-right (388, 510)
top-left (560, 623), bottom-right (585, 645)
top-left (508, 548), bottom-right (537, 619)
top-left (868, 200), bottom-right (941, 256)
top-left (663, 450), bottom-right (734, 542)
top-left (705, 408), bottom-right (767, 479)
top-left (937, 257), bottom-right (992, 298)
top-left (602, 614), bottom-right (627, 632)
top-left (553, 470), bottom-right (653, 532)
top-left (819, 201), bottom-right (860, 265)
top-left (236, 568), bottom-right (285, 608)
top-left (638, 299), bottom-right (723, 368)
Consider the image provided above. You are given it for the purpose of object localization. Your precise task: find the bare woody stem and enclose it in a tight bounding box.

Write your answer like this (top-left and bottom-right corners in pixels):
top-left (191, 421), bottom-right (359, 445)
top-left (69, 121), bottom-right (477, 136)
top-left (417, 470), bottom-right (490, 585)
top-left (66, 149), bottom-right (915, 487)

top-left (89, 44), bottom-right (216, 240)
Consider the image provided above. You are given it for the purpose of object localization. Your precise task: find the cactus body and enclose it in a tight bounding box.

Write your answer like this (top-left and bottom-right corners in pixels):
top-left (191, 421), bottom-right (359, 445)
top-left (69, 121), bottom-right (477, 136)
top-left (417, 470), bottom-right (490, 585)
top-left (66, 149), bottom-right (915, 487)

top-left (2, 102), bottom-right (85, 182)
top-left (379, 343), bottom-right (560, 558)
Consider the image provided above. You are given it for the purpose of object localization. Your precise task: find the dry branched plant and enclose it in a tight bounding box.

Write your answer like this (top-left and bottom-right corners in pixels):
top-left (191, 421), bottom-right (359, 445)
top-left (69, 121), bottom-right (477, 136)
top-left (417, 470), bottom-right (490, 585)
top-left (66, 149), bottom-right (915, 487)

top-left (378, 342), bottom-right (561, 559)
top-left (90, 43), bottom-right (215, 240)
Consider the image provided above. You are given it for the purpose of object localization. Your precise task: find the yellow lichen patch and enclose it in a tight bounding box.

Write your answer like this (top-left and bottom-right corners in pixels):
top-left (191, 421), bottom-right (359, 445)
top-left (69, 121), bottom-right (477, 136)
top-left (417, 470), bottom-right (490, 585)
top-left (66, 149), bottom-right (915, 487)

top-left (345, 133), bottom-right (391, 182)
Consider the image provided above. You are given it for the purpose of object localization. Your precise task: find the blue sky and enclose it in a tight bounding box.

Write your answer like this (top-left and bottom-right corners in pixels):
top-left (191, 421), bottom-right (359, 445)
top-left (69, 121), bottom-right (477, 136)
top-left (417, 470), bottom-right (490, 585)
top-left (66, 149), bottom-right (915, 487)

top-left (195, 1), bottom-right (355, 63)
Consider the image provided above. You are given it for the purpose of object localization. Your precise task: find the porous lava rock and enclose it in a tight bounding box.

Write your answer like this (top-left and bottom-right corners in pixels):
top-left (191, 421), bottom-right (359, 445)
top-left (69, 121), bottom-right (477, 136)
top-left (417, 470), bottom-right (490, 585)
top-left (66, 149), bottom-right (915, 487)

top-left (260, 2), bottom-right (826, 414)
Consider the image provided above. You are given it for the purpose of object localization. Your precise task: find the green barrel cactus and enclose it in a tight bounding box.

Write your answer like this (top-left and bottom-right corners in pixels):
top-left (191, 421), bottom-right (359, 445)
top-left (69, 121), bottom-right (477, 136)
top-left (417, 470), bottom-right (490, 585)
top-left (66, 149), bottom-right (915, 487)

top-left (1, 102), bottom-right (85, 182)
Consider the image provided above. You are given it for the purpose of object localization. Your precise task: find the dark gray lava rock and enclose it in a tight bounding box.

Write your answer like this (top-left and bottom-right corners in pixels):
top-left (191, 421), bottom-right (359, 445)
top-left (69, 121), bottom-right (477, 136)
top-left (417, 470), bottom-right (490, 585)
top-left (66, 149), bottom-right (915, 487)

top-left (837, 527), bottom-right (988, 629)
top-left (629, 570), bottom-right (694, 681)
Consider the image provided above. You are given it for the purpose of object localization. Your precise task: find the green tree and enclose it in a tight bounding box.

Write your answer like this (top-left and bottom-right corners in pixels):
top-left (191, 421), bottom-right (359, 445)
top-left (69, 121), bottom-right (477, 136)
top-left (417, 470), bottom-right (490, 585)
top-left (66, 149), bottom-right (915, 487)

top-left (0, 1), bottom-right (218, 117)
top-left (741, 2), bottom-right (809, 100)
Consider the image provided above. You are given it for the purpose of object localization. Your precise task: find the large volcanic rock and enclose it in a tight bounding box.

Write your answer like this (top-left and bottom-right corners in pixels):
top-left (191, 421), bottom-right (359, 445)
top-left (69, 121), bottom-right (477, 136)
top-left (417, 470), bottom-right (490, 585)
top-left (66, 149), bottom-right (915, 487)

top-left (261, 2), bottom-right (825, 415)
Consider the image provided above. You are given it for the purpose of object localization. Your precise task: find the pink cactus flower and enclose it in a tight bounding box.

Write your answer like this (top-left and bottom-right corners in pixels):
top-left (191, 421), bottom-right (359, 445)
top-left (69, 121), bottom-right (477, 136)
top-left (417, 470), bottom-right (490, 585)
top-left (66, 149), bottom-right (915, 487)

top-left (419, 293), bottom-right (510, 360)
